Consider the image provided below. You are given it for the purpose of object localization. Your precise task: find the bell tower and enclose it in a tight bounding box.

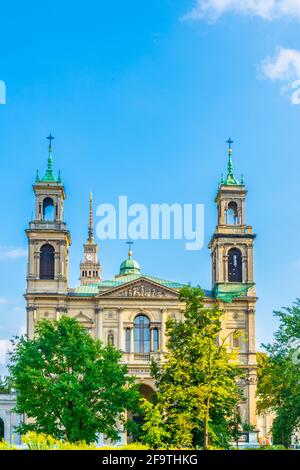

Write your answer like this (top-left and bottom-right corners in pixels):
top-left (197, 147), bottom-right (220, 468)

top-left (80, 192), bottom-right (102, 285)
top-left (209, 139), bottom-right (258, 428)
top-left (209, 139), bottom-right (256, 300)
top-left (25, 135), bottom-right (71, 295)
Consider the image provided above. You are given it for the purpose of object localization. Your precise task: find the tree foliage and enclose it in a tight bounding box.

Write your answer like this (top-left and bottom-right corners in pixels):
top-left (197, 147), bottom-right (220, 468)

top-left (8, 316), bottom-right (139, 443)
top-left (141, 286), bottom-right (243, 449)
top-left (257, 300), bottom-right (300, 447)
top-left (0, 376), bottom-right (11, 394)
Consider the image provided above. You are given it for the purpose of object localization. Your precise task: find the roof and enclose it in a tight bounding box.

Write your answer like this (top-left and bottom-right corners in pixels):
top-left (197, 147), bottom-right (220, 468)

top-left (118, 258), bottom-right (141, 276)
top-left (69, 273), bottom-right (213, 298)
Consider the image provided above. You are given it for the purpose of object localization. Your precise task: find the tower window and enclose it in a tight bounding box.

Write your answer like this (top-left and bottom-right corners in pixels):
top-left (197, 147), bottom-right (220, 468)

top-left (228, 248), bottom-right (242, 282)
top-left (134, 314), bottom-right (150, 353)
top-left (40, 244), bottom-right (55, 280)
top-left (43, 197), bottom-right (54, 221)
top-left (227, 201), bottom-right (238, 225)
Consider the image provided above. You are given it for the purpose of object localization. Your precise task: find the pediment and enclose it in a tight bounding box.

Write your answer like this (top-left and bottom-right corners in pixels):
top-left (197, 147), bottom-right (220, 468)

top-left (98, 277), bottom-right (179, 299)
top-left (74, 311), bottom-right (94, 324)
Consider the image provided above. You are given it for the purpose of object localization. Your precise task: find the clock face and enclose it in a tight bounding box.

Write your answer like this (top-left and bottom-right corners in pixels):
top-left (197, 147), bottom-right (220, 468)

top-left (86, 254), bottom-right (93, 262)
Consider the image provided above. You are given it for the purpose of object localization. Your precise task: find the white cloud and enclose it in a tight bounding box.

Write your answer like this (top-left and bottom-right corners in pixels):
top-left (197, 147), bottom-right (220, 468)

top-left (183, 0), bottom-right (300, 21)
top-left (13, 306), bottom-right (24, 313)
top-left (0, 298), bottom-right (8, 305)
top-left (0, 246), bottom-right (27, 260)
top-left (261, 47), bottom-right (300, 80)
top-left (259, 47), bottom-right (300, 103)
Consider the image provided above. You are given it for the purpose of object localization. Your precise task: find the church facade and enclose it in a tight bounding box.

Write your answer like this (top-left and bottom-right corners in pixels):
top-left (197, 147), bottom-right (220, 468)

top-left (25, 138), bottom-right (258, 443)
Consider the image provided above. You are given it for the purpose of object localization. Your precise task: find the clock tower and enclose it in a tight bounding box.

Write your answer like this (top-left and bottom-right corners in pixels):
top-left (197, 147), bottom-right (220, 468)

top-left (79, 193), bottom-right (102, 285)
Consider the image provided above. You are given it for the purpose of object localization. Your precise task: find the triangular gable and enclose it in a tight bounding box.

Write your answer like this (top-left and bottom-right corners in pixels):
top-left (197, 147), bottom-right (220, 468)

top-left (74, 311), bottom-right (94, 324)
top-left (97, 276), bottom-right (179, 299)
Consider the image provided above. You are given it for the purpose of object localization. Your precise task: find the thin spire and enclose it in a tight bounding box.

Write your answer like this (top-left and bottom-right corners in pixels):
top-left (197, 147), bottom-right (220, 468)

top-left (221, 138), bottom-right (239, 186)
top-left (226, 137), bottom-right (234, 177)
top-left (42, 133), bottom-right (56, 181)
top-left (88, 192), bottom-right (94, 242)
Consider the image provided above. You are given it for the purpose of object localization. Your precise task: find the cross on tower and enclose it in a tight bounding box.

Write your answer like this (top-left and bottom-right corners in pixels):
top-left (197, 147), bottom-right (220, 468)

top-left (126, 240), bottom-right (134, 250)
top-left (226, 137), bottom-right (234, 150)
top-left (126, 240), bottom-right (134, 258)
top-left (47, 133), bottom-right (55, 150)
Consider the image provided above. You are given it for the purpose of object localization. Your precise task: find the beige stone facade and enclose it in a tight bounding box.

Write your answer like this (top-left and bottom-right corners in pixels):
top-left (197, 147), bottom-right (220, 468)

top-left (25, 144), bottom-right (258, 439)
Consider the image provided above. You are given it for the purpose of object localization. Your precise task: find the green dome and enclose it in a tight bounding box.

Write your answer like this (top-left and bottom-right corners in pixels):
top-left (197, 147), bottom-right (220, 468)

top-left (118, 248), bottom-right (141, 276)
top-left (119, 257), bottom-right (141, 276)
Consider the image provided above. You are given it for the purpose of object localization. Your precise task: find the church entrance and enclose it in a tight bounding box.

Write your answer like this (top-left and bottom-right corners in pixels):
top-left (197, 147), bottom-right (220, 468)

top-left (127, 383), bottom-right (156, 443)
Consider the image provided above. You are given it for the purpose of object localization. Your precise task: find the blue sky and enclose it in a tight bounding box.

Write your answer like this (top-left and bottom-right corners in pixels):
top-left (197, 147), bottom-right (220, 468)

top-left (1, 0), bottom-right (300, 370)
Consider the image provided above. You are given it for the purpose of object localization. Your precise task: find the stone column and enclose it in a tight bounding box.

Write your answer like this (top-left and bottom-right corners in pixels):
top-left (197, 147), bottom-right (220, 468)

top-left (242, 254), bottom-right (248, 283)
top-left (35, 249), bottom-right (40, 279)
top-left (118, 308), bottom-right (124, 351)
top-left (150, 328), bottom-right (154, 352)
top-left (26, 307), bottom-right (35, 338)
top-left (224, 253), bottom-right (228, 282)
top-left (247, 245), bottom-right (254, 282)
top-left (130, 327), bottom-right (134, 353)
top-left (161, 309), bottom-right (167, 352)
top-left (60, 241), bottom-right (65, 278)
top-left (241, 198), bottom-right (246, 225)
top-left (248, 372), bottom-right (258, 428)
top-left (96, 307), bottom-right (103, 342)
top-left (217, 246), bottom-right (223, 283)
top-left (247, 308), bottom-right (256, 356)
top-left (54, 250), bottom-right (60, 279)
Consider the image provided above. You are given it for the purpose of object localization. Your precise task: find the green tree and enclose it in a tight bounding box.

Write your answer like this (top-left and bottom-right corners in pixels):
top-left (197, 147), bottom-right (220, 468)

top-left (141, 286), bottom-right (243, 449)
top-left (9, 316), bottom-right (139, 443)
top-left (0, 376), bottom-right (11, 394)
top-left (257, 301), bottom-right (300, 447)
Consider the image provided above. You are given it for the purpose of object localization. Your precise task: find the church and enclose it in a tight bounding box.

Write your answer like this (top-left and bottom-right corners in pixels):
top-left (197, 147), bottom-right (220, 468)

top-left (24, 136), bottom-right (258, 444)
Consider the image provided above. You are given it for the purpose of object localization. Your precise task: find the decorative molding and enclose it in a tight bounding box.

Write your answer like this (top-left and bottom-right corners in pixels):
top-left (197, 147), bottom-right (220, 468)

top-left (74, 311), bottom-right (94, 324)
top-left (99, 278), bottom-right (179, 299)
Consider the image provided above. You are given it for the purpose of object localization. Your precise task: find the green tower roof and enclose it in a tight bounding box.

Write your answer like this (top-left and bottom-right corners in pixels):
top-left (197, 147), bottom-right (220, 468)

top-left (35, 134), bottom-right (61, 184)
top-left (117, 246), bottom-right (141, 276)
top-left (220, 138), bottom-right (244, 187)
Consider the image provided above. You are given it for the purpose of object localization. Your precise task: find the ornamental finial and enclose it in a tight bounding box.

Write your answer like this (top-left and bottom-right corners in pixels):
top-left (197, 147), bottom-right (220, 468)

top-left (126, 240), bottom-right (134, 258)
top-left (226, 138), bottom-right (234, 176)
top-left (47, 133), bottom-right (54, 152)
top-left (221, 138), bottom-right (240, 186)
top-left (42, 133), bottom-right (56, 182)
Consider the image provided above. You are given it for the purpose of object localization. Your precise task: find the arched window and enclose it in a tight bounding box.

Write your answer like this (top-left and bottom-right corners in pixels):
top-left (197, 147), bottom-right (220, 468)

top-left (40, 244), bottom-right (55, 280)
top-left (134, 315), bottom-right (150, 353)
top-left (227, 201), bottom-right (238, 225)
top-left (125, 328), bottom-right (131, 353)
top-left (153, 328), bottom-right (159, 352)
top-left (43, 197), bottom-right (54, 221)
top-left (108, 331), bottom-right (114, 346)
top-left (228, 248), bottom-right (242, 282)
top-left (0, 417), bottom-right (4, 440)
